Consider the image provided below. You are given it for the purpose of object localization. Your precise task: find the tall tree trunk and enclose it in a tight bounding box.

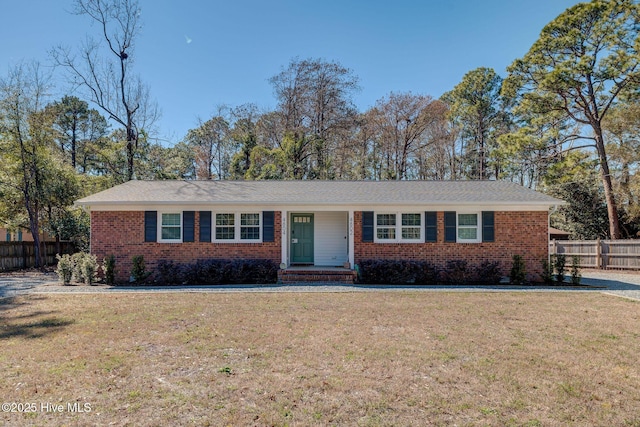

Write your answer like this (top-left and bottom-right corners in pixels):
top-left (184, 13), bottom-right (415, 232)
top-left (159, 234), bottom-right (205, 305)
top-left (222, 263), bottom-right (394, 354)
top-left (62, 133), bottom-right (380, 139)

top-left (127, 125), bottom-right (136, 181)
top-left (594, 130), bottom-right (621, 239)
top-left (71, 117), bottom-right (77, 169)
top-left (26, 201), bottom-right (42, 268)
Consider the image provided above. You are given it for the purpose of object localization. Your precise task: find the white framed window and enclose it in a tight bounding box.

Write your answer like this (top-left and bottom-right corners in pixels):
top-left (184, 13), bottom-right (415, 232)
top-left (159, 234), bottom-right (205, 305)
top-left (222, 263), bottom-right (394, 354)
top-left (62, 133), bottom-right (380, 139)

top-left (457, 212), bottom-right (480, 243)
top-left (214, 212), bottom-right (261, 242)
top-left (215, 213), bottom-right (235, 240)
top-left (376, 213), bottom-right (396, 240)
top-left (159, 212), bottom-right (182, 242)
top-left (240, 213), bottom-right (260, 240)
top-left (401, 213), bottom-right (422, 240)
top-left (374, 212), bottom-right (422, 242)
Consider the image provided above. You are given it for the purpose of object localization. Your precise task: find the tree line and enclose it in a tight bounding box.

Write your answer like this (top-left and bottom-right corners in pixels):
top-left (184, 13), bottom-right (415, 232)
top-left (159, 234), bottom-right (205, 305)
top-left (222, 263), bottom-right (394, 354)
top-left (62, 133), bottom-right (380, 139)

top-left (1, 0), bottom-right (639, 266)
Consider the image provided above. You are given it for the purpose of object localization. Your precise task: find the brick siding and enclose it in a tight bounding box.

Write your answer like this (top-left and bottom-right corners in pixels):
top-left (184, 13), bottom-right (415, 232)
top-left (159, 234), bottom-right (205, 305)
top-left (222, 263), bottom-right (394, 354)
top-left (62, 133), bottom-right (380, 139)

top-left (91, 211), bottom-right (281, 282)
top-left (354, 211), bottom-right (548, 281)
top-left (91, 209), bottom-right (548, 283)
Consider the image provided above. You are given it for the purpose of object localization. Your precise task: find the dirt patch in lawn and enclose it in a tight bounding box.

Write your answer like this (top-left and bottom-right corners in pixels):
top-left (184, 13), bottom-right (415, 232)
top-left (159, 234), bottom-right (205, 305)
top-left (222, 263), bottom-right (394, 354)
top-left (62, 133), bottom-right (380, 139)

top-left (1, 292), bottom-right (639, 426)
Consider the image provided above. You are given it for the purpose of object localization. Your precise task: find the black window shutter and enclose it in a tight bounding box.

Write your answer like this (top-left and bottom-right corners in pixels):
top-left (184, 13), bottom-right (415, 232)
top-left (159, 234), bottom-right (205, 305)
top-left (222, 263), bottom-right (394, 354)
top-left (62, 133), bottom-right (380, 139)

top-left (444, 211), bottom-right (457, 243)
top-left (425, 211), bottom-right (437, 242)
top-left (263, 211), bottom-right (275, 242)
top-left (183, 211), bottom-right (195, 242)
top-left (362, 211), bottom-right (374, 242)
top-left (482, 211), bottom-right (495, 242)
top-left (144, 211), bottom-right (157, 242)
top-left (199, 211), bottom-right (211, 242)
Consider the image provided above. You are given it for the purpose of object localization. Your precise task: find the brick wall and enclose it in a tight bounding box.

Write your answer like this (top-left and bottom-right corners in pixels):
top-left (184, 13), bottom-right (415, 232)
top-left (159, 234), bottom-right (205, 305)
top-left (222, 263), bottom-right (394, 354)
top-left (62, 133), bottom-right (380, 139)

top-left (91, 211), bottom-right (281, 282)
top-left (91, 209), bottom-right (548, 283)
top-left (354, 211), bottom-right (548, 281)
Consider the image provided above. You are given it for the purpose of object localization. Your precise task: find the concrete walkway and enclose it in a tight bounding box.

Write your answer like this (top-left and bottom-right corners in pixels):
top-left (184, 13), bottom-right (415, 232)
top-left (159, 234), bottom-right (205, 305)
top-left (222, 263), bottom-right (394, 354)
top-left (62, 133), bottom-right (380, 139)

top-left (1, 269), bottom-right (640, 301)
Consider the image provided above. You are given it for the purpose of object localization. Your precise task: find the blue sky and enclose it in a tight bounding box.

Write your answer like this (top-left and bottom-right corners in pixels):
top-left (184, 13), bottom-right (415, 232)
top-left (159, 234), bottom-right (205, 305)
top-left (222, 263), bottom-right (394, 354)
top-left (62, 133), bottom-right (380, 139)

top-left (2, 0), bottom-right (582, 145)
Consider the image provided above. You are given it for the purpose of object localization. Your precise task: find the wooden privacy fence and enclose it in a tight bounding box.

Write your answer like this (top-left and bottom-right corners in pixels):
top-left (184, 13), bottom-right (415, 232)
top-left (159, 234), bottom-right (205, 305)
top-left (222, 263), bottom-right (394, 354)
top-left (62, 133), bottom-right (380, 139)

top-left (550, 239), bottom-right (640, 270)
top-left (0, 242), bottom-right (75, 272)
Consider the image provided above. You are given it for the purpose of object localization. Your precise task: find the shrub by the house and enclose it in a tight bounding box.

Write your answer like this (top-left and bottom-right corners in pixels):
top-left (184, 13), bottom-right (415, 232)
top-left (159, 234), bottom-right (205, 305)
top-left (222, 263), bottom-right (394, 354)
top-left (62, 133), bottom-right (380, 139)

top-left (154, 259), bottom-right (278, 285)
top-left (55, 254), bottom-right (74, 285)
top-left (441, 260), bottom-right (474, 284)
top-left (358, 259), bottom-right (504, 285)
top-left (357, 260), bottom-right (439, 285)
top-left (81, 254), bottom-right (98, 285)
top-left (554, 254), bottom-right (566, 284)
top-left (103, 255), bottom-right (116, 285)
top-left (540, 259), bottom-right (554, 284)
top-left (131, 255), bottom-right (151, 283)
top-left (475, 260), bottom-right (503, 285)
top-left (56, 252), bottom-right (98, 285)
top-left (71, 252), bottom-right (88, 283)
top-left (510, 254), bottom-right (527, 285)
top-left (570, 255), bottom-right (581, 285)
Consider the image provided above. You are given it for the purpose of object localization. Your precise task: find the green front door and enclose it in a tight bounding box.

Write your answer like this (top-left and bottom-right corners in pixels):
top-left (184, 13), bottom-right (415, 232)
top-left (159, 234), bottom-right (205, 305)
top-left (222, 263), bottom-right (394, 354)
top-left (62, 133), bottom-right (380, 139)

top-left (291, 214), bottom-right (314, 264)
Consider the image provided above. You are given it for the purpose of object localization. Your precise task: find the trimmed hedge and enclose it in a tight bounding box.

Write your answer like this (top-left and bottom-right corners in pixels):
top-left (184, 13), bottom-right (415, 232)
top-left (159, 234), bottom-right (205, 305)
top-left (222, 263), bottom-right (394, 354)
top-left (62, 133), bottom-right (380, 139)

top-left (357, 259), bottom-right (504, 285)
top-left (357, 260), bottom-right (438, 285)
top-left (155, 259), bottom-right (278, 285)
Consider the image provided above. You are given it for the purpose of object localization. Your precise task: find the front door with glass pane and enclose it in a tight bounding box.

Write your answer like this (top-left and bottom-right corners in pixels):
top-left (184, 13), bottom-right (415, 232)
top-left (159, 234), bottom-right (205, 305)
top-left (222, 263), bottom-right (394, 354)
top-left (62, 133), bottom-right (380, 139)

top-left (291, 214), bottom-right (314, 264)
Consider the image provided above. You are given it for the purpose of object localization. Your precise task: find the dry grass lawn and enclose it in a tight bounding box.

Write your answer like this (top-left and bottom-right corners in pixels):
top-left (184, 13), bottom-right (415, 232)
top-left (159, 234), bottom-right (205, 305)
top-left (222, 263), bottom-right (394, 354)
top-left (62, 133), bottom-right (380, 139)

top-left (0, 291), bottom-right (639, 426)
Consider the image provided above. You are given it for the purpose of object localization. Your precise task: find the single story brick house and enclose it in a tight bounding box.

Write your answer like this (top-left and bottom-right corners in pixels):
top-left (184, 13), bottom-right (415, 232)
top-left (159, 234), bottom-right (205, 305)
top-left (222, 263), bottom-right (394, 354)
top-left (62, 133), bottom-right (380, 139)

top-left (75, 180), bottom-right (563, 283)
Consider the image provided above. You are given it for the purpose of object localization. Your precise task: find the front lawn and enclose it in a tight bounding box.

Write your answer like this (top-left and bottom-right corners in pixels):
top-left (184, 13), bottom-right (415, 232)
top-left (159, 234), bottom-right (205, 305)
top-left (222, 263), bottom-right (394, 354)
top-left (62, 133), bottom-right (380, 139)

top-left (1, 292), bottom-right (639, 426)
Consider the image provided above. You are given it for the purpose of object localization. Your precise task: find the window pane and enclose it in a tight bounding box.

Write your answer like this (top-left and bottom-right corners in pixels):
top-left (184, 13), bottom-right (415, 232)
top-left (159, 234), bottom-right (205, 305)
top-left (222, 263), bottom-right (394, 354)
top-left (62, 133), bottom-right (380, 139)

top-left (162, 213), bottom-right (181, 226)
top-left (241, 227), bottom-right (260, 240)
top-left (402, 213), bottom-right (421, 226)
top-left (402, 227), bottom-right (421, 239)
top-left (216, 213), bottom-right (234, 226)
top-left (458, 227), bottom-right (477, 240)
top-left (377, 227), bottom-right (396, 239)
top-left (162, 227), bottom-right (181, 240)
top-left (241, 213), bottom-right (260, 226)
top-left (216, 227), bottom-right (235, 240)
top-left (160, 213), bottom-right (181, 241)
top-left (376, 214), bottom-right (396, 226)
top-left (458, 214), bottom-right (477, 226)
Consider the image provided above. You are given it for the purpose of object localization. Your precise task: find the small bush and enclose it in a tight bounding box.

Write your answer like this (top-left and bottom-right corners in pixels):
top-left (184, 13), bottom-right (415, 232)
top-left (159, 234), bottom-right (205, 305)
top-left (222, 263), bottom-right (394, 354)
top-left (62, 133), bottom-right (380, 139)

top-left (509, 255), bottom-right (527, 285)
top-left (540, 259), bottom-right (554, 284)
top-left (253, 259), bottom-right (279, 284)
top-left (357, 260), bottom-right (438, 285)
top-left (156, 260), bottom-right (185, 285)
top-left (103, 255), bottom-right (116, 285)
top-left (570, 255), bottom-right (581, 285)
top-left (71, 252), bottom-right (88, 283)
top-left (442, 260), bottom-right (473, 284)
top-left (554, 254), bottom-right (566, 284)
top-left (415, 262), bottom-right (439, 285)
top-left (131, 255), bottom-right (151, 283)
top-left (55, 254), bottom-right (74, 285)
top-left (475, 260), bottom-right (503, 285)
top-left (154, 259), bottom-right (278, 285)
top-left (81, 254), bottom-right (98, 285)
top-left (192, 259), bottom-right (225, 284)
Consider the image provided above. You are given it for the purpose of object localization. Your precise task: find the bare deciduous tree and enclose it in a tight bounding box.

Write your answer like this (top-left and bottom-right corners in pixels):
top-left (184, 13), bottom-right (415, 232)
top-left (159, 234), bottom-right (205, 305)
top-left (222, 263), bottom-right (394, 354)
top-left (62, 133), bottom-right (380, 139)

top-left (269, 58), bottom-right (359, 179)
top-left (52, 0), bottom-right (158, 181)
top-left (184, 114), bottom-right (232, 180)
top-left (367, 92), bottom-right (442, 180)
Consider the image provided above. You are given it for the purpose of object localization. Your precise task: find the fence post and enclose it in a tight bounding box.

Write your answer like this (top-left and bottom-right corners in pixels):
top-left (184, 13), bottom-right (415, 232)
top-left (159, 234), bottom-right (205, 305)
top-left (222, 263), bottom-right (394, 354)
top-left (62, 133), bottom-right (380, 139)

top-left (596, 239), bottom-right (602, 269)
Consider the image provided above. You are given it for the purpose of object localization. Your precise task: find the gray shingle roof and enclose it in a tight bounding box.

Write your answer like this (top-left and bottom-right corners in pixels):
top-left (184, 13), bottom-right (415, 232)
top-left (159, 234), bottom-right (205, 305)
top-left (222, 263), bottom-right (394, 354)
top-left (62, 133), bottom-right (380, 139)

top-left (76, 180), bottom-right (563, 208)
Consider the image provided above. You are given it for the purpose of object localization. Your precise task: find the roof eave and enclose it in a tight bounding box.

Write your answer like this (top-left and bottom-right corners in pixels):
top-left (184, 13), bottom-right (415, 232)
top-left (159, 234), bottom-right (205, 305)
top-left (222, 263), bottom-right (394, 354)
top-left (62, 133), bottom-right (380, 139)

top-left (75, 200), bottom-right (564, 208)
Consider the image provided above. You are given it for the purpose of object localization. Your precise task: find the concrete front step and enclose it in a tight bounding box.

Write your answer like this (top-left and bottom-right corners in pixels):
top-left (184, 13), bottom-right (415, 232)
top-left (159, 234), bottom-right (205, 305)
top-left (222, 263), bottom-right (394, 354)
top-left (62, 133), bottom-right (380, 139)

top-left (278, 269), bottom-right (357, 284)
